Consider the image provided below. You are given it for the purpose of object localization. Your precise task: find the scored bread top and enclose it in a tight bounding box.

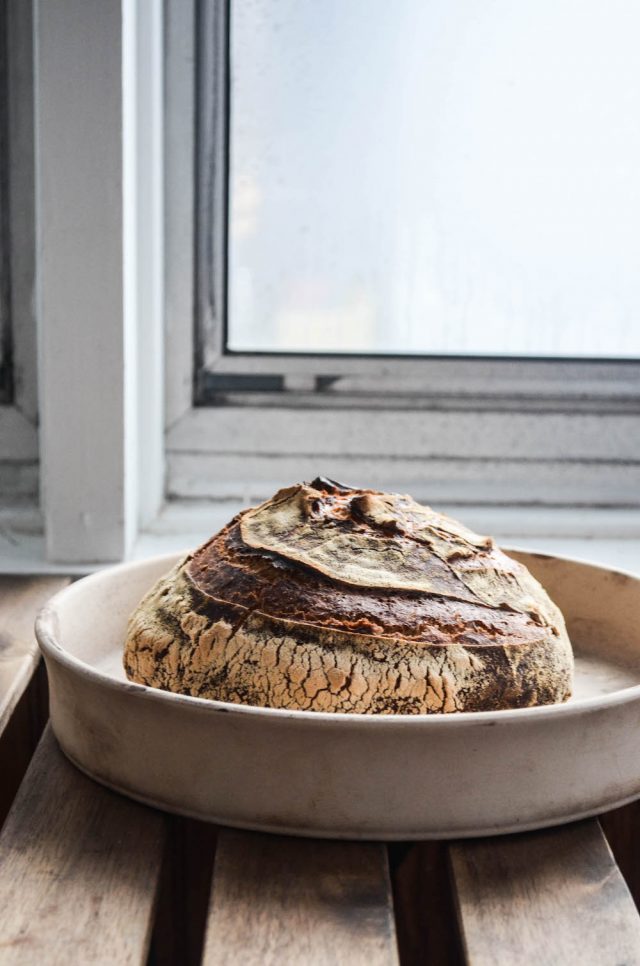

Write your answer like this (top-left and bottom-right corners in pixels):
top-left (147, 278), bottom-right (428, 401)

top-left (186, 478), bottom-right (565, 650)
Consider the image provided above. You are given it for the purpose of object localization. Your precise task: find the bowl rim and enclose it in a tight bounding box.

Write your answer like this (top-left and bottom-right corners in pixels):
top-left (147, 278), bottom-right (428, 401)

top-left (35, 547), bottom-right (640, 727)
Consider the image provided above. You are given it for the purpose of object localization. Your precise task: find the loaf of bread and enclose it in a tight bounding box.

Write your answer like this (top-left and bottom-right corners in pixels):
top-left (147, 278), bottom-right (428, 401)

top-left (124, 479), bottom-right (573, 713)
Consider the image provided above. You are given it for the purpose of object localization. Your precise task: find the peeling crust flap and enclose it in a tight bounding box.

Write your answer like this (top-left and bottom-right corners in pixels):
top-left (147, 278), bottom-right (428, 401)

top-left (239, 484), bottom-right (560, 626)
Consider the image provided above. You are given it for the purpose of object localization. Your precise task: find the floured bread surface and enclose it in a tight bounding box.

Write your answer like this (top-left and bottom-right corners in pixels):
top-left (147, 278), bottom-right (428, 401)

top-left (124, 479), bottom-right (573, 713)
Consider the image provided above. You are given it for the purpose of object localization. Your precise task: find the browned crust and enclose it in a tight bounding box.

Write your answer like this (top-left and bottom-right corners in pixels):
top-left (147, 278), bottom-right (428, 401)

top-left (123, 480), bottom-right (574, 713)
top-left (187, 523), bottom-right (552, 649)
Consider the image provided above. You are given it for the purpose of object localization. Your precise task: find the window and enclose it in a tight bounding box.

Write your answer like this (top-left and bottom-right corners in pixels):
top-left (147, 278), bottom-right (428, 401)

top-left (164, 0), bottom-right (640, 511)
top-left (0, 0), bottom-right (13, 406)
top-left (0, 0), bottom-right (38, 507)
top-left (14, 0), bottom-right (638, 567)
top-left (0, 4), bottom-right (13, 405)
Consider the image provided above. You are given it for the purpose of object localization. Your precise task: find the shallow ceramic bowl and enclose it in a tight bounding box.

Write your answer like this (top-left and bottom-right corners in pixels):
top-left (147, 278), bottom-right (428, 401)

top-left (36, 549), bottom-right (640, 840)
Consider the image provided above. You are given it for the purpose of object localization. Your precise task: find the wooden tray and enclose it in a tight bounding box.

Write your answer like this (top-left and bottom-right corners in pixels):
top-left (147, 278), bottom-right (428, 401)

top-left (36, 550), bottom-right (640, 839)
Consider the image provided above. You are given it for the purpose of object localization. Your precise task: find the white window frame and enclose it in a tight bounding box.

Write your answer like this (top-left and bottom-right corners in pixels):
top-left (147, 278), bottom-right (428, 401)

top-left (33, 0), bottom-right (163, 563)
top-left (0, 0), bottom-right (38, 505)
top-left (15, 0), bottom-right (639, 569)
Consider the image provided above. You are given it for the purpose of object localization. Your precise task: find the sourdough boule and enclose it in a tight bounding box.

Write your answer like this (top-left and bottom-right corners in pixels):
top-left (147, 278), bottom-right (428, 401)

top-left (124, 479), bottom-right (573, 713)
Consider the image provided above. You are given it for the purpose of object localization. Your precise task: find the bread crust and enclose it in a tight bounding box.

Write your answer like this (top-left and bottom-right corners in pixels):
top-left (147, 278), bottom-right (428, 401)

top-left (124, 481), bottom-right (573, 713)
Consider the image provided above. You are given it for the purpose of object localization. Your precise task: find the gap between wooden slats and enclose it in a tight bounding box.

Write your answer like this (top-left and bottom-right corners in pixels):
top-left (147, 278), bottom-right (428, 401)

top-left (202, 829), bottom-right (399, 966)
top-left (0, 727), bottom-right (166, 965)
top-left (0, 575), bottom-right (70, 823)
top-left (450, 819), bottom-right (640, 966)
top-left (601, 800), bottom-right (640, 910)
top-left (0, 575), bottom-right (69, 738)
top-left (147, 816), bottom-right (217, 966)
top-left (389, 842), bottom-right (463, 966)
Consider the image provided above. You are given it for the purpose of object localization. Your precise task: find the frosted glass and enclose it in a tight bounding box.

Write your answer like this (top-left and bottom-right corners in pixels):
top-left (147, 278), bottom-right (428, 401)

top-left (227, 0), bottom-right (640, 358)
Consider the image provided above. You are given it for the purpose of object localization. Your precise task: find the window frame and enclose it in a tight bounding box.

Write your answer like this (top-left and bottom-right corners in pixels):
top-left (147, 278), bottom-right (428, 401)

top-left (0, 0), bottom-right (38, 504)
top-left (165, 0), bottom-right (640, 509)
top-left (0, 0), bottom-right (10, 407)
top-left (32, 0), bottom-right (164, 563)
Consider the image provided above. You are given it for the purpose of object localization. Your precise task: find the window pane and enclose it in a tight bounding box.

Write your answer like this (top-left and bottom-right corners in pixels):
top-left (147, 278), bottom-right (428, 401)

top-left (227, 0), bottom-right (640, 358)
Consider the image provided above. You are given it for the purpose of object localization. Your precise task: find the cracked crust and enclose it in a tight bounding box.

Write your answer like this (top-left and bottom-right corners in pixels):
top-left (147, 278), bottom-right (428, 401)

top-left (123, 480), bottom-right (574, 713)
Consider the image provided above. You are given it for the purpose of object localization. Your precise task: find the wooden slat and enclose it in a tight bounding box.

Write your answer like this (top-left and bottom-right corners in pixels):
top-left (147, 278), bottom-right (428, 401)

top-left (450, 819), bottom-right (640, 966)
top-left (0, 728), bottom-right (166, 965)
top-left (202, 830), bottom-right (399, 966)
top-left (0, 576), bottom-right (69, 738)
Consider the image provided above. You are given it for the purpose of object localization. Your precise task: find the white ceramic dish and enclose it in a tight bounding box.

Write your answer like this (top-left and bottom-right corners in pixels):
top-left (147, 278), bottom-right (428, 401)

top-left (36, 549), bottom-right (640, 840)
